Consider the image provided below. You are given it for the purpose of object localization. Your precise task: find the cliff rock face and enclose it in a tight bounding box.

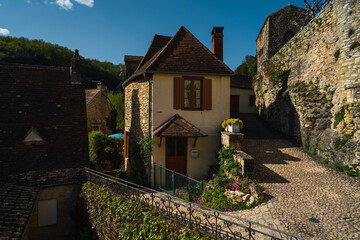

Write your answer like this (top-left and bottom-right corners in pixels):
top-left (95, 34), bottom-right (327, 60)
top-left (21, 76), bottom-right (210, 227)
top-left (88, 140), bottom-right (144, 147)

top-left (255, 0), bottom-right (360, 167)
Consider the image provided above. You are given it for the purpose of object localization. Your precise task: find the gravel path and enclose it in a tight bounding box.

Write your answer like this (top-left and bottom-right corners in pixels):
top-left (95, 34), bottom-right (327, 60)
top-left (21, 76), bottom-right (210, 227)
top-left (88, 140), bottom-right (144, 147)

top-left (242, 139), bottom-right (360, 240)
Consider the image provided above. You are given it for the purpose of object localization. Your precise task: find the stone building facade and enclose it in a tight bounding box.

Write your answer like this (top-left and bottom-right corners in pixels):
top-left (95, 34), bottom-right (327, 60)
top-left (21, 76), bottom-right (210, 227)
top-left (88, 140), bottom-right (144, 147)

top-left (0, 51), bottom-right (89, 239)
top-left (255, 0), bottom-right (360, 166)
top-left (85, 83), bottom-right (113, 134)
top-left (256, 5), bottom-right (310, 65)
top-left (123, 26), bottom-right (233, 182)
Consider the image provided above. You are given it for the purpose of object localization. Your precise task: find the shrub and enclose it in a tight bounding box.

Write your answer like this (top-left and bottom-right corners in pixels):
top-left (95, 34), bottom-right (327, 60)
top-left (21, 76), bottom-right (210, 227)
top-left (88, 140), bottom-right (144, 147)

top-left (81, 182), bottom-right (211, 239)
top-left (218, 146), bottom-right (240, 177)
top-left (88, 131), bottom-right (123, 169)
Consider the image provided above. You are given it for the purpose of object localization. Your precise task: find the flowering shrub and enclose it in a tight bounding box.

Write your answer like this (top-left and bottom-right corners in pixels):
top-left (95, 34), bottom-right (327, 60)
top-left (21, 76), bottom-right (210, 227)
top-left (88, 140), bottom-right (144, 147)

top-left (230, 177), bottom-right (251, 194)
top-left (218, 146), bottom-right (240, 177)
top-left (221, 118), bottom-right (244, 129)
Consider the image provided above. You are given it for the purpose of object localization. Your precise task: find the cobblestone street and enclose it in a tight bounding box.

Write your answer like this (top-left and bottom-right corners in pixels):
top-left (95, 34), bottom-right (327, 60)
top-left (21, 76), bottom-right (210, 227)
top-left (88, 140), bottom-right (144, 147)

top-left (239, 139), bottom-right (360, 240)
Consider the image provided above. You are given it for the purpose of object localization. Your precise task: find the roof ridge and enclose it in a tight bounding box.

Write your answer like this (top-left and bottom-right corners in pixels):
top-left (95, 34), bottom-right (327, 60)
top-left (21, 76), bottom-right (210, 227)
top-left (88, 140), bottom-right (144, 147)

top-left (137, 34), bottom-right (172, 71)
top-left (147, 26), bottom-right (233, 74)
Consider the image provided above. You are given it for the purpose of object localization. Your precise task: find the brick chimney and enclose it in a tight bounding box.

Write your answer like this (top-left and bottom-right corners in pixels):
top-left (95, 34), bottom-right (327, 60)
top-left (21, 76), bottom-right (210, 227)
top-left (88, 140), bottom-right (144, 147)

top-left (211, 27), bottom-right (224, 61)
top-left (97, 82), bottom-right (107, 93)
top-left (71, 49), bottom-right (81, 84)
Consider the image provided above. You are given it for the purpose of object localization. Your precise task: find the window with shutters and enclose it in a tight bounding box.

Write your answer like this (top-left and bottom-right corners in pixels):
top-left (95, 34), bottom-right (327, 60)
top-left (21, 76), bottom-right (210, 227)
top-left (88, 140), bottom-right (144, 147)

top-left (174, 76), bottom-right (212, 111)
top-left (184, 79), bottom-right (202, 109)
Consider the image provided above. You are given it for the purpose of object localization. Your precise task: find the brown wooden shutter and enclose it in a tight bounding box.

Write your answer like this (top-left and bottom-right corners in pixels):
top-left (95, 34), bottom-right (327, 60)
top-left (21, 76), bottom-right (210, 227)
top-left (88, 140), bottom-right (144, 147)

top-left (202, 78), bottom-right (212, 110)
top-left (174, 77), bottom-right (184, 109)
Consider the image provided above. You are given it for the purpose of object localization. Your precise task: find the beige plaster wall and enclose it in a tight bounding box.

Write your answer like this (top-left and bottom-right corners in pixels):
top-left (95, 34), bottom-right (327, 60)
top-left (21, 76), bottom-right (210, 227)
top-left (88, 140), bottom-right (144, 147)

top-left (230, 88), bottom-right (256, 114)
top-left (151, 73), bottom-right (230, 181)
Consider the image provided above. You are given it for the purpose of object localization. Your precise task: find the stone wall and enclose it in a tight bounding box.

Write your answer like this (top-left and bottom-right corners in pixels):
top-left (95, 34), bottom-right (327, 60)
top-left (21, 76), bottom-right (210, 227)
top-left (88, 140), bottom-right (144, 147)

top-left (255, 0), bottom-right (360, 166)
top-left (86, 90), bottom-right (113, 134)
top-left (124, 78), bottom-right (151, 141)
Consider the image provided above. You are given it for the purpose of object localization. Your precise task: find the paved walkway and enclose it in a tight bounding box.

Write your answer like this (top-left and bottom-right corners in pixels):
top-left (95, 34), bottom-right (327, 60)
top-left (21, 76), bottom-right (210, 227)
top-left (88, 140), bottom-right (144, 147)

top-left (232, 114), bottom-right (360, 239)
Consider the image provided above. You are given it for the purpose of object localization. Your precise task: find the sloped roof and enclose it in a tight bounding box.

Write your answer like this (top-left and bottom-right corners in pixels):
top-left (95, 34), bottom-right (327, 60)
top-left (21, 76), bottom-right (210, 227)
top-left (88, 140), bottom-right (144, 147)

top-left (137, 35), bottom-right (172, 70)
top-left (124, 55), bottom-right (144, 63)
top-left (85, 89), bottom-right (100, 104)
top-left (231, 75), bottom-right (253, 89)
top-left (124, 26), bottom-right (233, 86)
top-left (153, 114), bottom-right (207, 137)
top-left (0, 181), bottom-right (38, 239)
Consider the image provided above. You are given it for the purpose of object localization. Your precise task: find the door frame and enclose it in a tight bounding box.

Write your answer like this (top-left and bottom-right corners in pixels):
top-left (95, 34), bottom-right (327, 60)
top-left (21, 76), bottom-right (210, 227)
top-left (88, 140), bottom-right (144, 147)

top-left (165, 137), bottom-right (187, 175)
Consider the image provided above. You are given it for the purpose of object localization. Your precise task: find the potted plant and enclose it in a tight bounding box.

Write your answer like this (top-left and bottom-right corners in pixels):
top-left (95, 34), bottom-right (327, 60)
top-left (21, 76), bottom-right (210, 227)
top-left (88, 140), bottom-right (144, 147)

top-left (221, 119), bottom-right (244, 133)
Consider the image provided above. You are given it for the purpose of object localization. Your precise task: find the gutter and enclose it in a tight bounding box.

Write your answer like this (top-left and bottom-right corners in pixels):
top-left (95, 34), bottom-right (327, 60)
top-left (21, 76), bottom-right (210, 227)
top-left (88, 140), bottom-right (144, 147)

top-left (147, 73), bottom-right (152, 185)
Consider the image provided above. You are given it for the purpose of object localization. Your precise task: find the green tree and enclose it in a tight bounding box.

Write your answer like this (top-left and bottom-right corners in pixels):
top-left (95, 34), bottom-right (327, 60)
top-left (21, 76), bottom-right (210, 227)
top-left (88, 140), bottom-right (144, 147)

top-left (0, 35), bottom-right (124, 91)
top-left (107, 91), bottom-right (125, 131)
top-left (234, 55), bottom-right (257, 76)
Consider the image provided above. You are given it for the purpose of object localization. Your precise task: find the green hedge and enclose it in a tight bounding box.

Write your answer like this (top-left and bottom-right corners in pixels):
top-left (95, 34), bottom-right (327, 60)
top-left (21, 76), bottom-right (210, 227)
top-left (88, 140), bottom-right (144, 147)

top-left (81, 182), bottom-right (212, 240)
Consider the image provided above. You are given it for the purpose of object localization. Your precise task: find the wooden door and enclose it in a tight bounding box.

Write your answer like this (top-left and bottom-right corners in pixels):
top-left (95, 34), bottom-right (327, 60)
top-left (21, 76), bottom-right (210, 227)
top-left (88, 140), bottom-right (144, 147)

top-left (166, 137), bottom-right (187, 175)
top-left (230, 95), bottom-right (239, 114)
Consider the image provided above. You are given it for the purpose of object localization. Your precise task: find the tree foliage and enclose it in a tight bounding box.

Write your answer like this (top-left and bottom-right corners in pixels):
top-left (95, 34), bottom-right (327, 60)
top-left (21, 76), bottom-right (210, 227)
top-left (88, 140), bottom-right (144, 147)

top-left (304, 0), bottom-right (332, 18)
top-left (107, 91), bottom-right (125, 131)
top-left (0, 36), bottom-right (124, 91)
top-left (234, 55), bottom-right (257, 76)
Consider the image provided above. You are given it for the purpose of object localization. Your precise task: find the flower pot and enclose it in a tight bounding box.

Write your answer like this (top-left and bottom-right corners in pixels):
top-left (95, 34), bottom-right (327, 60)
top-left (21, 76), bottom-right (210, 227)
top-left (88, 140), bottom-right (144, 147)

top-left (227, 124), bottom-right (240, 133)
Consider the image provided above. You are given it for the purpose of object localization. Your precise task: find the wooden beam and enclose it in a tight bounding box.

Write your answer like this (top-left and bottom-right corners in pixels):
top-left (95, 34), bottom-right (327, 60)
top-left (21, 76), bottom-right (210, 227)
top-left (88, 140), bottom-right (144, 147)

top-left (193, 137), bottom-right (198, 149)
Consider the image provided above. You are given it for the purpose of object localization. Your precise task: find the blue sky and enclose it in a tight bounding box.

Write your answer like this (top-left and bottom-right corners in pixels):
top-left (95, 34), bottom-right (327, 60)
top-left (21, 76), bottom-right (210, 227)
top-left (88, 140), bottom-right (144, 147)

top-left (0, 0), bottom-right (306, 70)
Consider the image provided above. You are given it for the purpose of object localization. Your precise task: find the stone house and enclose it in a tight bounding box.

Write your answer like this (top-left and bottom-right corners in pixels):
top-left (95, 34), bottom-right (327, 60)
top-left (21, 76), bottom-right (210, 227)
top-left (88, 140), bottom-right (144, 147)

top-left (256, 4), bottom-right (309, 65)
top-left (254, 0), bottom-right (360, 166)
top-left (85, 82), bottom-right (114, 134)
top-left (123, 26), bottom-right (233, 182)
top-left (230, 75), bottom-right (256, 115)
top-left (0, 50), bottom-right (89, 239)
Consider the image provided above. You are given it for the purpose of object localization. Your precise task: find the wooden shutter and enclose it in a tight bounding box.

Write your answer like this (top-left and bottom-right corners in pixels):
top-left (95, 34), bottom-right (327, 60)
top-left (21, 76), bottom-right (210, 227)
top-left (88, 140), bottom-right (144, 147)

top-left (174, 77), bottom-right (184, 109)
top-left (202, 78), bottom-right (212, 110)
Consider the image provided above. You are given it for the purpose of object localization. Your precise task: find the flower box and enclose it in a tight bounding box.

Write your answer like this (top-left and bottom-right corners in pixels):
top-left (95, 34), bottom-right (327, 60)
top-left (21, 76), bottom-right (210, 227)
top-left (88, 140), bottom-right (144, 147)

top-left (226, 124), bottom-right (240, 133)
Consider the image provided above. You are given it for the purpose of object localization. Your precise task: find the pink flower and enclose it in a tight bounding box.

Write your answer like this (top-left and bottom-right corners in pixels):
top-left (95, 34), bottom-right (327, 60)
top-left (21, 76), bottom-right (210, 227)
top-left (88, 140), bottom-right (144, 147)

top-left (212, 199), bottom-right (215, 202)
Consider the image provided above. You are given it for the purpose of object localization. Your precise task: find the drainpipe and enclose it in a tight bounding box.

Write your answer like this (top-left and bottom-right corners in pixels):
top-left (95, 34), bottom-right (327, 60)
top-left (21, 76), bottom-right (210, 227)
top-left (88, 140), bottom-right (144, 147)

top-left (145, 73), bottom-right (152, 185)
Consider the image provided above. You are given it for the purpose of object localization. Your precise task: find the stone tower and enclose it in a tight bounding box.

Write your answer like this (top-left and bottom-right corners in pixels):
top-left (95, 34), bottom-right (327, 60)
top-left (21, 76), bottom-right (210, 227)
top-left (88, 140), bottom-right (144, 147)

top-left (256, 5), bottom-right (310, 70)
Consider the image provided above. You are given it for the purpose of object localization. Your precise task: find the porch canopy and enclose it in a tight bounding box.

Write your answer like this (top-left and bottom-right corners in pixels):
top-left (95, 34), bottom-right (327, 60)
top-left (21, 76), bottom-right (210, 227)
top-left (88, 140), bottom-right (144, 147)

top-left (153, 114), bottom-right (207, 147)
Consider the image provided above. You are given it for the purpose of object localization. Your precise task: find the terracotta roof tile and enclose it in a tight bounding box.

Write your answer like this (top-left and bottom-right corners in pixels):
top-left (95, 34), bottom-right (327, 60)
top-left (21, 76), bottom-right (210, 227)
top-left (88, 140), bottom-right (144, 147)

top-left (124, 26), bottom-right (233, 86)
top-left (153, 114), bottom-right (207, 137)
top-left (85, 89), bottom-right (100, 104)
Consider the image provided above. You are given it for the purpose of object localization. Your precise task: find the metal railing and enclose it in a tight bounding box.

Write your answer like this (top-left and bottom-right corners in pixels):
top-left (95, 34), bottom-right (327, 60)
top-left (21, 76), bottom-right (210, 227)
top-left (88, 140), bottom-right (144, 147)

top-left (153, 163), bottom-right (204, 199)
top-left (83, 168), bottom-right (307, 240)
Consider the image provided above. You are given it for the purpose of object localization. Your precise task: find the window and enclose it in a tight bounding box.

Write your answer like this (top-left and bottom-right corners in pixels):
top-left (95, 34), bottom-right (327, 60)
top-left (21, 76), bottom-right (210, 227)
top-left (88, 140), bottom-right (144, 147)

top-left (249, 95), bottom-right (256, 107)
top-left (184, 79), bottom-right (201, 109)
top-left (174, 76), bottom-right (212, 110)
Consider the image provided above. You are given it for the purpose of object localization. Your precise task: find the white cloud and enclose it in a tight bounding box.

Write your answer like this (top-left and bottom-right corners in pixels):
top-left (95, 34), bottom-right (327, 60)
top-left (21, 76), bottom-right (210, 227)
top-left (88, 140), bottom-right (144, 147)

top-left (0, 28), bottom-right (10, 36)
top-left (55, 0), bottom-right (73, 10)
top-left (0, 3), bottom-right (2, 7)
top-left (24, 0), bottom-right (31, 3)
top-left (74, 0), bottom-right (93, 7)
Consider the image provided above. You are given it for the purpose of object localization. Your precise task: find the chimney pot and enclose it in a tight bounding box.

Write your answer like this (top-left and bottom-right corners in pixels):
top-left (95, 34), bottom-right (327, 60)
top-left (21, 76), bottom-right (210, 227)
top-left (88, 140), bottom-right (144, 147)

top-left (211, 27), bottom-right (224, 61)
top-left (71, 49), bottom-right (82, 84)
top-left (97, 82), bottom-right (107, 93)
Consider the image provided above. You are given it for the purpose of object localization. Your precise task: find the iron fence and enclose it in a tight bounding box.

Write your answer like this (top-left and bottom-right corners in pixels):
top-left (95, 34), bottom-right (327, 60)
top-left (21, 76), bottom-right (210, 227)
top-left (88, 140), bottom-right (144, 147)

top-left (83, 168), bottom-right (307, 240)
top-left (153, 163), bottom-right (204, 199)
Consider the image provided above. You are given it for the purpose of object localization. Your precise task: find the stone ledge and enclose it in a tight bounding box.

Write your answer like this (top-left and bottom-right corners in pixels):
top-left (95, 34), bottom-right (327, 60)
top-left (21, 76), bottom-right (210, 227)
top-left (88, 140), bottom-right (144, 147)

top-left (233, 150), bottom-right (255, 177)
top-left (221, 131), bottom-right (244, 150)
